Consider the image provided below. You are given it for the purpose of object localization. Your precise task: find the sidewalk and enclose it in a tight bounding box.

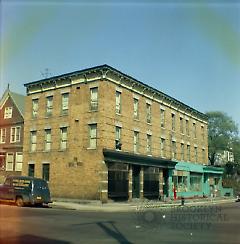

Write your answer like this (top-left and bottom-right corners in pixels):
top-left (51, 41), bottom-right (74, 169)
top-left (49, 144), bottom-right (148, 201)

top-left (49, 196), bottom-right (236, 212)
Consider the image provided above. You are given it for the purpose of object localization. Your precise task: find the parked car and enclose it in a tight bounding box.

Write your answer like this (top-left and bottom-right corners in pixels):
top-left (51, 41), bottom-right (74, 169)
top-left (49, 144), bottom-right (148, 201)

top-left (0, 176), bottom-right (51, 207)
top-left (236, 193), bottom-right (240, 202)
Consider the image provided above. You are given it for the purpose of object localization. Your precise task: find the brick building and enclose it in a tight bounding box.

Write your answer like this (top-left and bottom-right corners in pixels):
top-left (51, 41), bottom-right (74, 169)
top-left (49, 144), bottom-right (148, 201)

top-left (23, 65), bottom-right (221, 201)
top-left (0, 88), bottom-right (25, 181)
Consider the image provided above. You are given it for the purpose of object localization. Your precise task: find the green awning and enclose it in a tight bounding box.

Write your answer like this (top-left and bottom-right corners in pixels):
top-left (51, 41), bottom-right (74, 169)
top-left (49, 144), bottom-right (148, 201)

top-left (203, 166), bottom-right (224, 174)
top-left (103, 149), bottom-right (177, 169)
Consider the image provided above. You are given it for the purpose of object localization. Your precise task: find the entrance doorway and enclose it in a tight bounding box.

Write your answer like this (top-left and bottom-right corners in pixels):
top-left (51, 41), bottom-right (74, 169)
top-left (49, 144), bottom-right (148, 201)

top-left (132, 166), bottom-right (140, 198)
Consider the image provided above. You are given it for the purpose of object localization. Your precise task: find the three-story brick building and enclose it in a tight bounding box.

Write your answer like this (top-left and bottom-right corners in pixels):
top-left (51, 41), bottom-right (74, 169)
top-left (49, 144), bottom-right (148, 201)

top-left (23, 65), bottom-right (222, 201)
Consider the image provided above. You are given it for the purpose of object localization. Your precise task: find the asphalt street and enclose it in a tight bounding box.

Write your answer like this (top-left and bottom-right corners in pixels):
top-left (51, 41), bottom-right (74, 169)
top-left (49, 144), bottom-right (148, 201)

top-left (0, 202), bottom-right (239, 244)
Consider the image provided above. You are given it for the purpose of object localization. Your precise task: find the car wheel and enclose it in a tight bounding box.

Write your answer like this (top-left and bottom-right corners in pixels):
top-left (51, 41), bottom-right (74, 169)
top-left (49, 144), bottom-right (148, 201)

top-left (16, 197), bottom-right (24, 207)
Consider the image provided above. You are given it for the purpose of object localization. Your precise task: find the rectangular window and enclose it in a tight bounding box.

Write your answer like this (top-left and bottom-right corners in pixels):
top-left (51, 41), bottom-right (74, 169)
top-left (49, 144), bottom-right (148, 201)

top-left (186, 119), bottom-right (189, 136)
top-left (181, 143), bottom-right (184, 161)
top-left (30, 131), bottom-right (37, 152)
top-left (133, 98), bottom-right (139, 119)
top-left (89, 124), bottom-right (97, 149)
top-left (61, 93), bottom-right (69, 115)
top-left (187, 145), bottom-right (191, 161)
top-left (45, 129), bottom-right (52, 151)
top-left (147, 134), bottom-right (152, 155)
top-left (202, 148), bottom-right (206, 164)
top-left (32, 99), bottom-right (39, 118)
top-left (15, 152), bottom-right (23, 171)
top-left (46, 96), bottom-right (53, 116)
top-left (115, 126), bottom-right (122, 150)
top-left (90, 87), bottom-right (98, 111)
top-left (194, 146), bottom-right (198, 162)
top-left (115, 91), bottom-right (121, 114)
top-left (171, 113), bottom-right (175, 131)
top-left (146, 103), bottom-right (151, 124)
top-left (160, 109), bottom-right (165, 128)
top-left (11, 126), bottom-right (21, 143)
top-left (42, 163), bottom-right (50, 182)
top-left (60, 127), bottom-right (68, 150)
top-left (190, 173), bottom-right (202, 192)
top-left (28, 164), bottom-right (35, 177)
top-left (201, 125), bottom-right (204, 141)
top-left (160, 138), bottom-right (166, 157)
top-left (180, 117), bottom-right (184, 134)
top-left (134, 131), bottom-right (139, 153)
top-left (0, 128), bottom-right (6, 143)
top-left (6, 153), bottom-right (14, 171)
top-left (4, 107), bottom-right (12, 119)
top-left (171, 141), bottom-right (176, 159)
top-left (193, 122), bottom-right (197, 138)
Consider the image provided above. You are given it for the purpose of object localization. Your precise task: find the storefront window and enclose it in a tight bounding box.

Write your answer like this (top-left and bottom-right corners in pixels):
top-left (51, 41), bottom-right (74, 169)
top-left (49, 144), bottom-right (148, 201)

top-left (172, 174), bottom-right (188, 192)
top-left (190, 173), bottom-right (202, 192)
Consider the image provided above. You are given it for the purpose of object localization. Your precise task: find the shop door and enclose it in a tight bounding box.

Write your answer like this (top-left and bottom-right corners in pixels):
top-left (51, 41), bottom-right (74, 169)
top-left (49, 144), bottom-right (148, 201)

top-left (132, 166), bottom-right (140, 198)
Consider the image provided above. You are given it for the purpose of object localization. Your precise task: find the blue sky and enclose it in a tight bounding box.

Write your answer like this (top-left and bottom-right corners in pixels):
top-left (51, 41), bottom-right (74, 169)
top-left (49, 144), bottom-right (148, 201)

top-left (1, 0), bottom-right (240, 128)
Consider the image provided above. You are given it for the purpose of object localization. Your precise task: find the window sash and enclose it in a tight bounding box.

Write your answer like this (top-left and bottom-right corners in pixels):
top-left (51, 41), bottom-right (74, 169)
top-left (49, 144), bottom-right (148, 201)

top-left (146, 104), bottom-right (151, 123)
top-left (45, 129), bottom-right (52, 151)
top-left (62, 93), bottom-right (69, 112)
top-left (4, 107), bottom-right (12, 119)
top-left (181, 143), bottom-right (184, 160)
top-left (187, 145), bottom-right (191, 161)
top-left (115, 92), bottom-right (121, 114)
top-left (160, 138), bottom-right (165, 157)
top-left (32, 99), bottom-right (39, 117)
top-left (42, 164), bottom-right (50, 181)
top-left (46, 96), bottom-right (53, 115)
top-left (0, 129), bottom-right (6, 143)
top-left (90, 88), bottom-right (98, 111)
top-left (30, 131), bottom-right (37, 152)
top-left (171, 114), bottom-right (175, 131)
top-left (60, 127), bottom-right (68, 150)
top-left (89, 124), bottom-right (97, 148)
top-left (160, 109), bottom-right (165, 128)
top-left (6, 153), bottom-right (14, 171)
top-left (15, 152), bottom-right (23, 171)
top-left (133, 99), bottom-right (139, 119)
top-left (147, 135), bottom-right (152, 154)
top-left (134, 132), bottom-right (139, 153)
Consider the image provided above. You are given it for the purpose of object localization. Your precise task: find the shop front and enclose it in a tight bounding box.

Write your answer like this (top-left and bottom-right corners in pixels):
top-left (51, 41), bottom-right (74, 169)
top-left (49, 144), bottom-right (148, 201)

top-left (103, 149), bottom-right (177, 201)
top-left (203, 166), bottom-right (224, 197)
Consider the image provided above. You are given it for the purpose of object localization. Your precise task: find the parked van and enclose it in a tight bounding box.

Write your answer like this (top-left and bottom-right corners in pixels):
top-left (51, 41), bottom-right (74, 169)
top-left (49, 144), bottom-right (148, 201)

top-left (0, 176), bottom-right (51, 207)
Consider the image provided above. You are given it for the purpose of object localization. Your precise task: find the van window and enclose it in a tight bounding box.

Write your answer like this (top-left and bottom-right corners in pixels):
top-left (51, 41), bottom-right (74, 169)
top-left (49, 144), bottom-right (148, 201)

top-left (34, 179), bottom-right (48, 189)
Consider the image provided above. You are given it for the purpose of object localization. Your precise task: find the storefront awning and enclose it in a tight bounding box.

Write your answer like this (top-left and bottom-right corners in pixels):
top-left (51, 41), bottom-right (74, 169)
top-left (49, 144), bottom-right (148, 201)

top-left (203, 166), bottom-right (224, 174)
top-left (103, 149), bottom-right (177, 169)
top-left (175, 161), bottom-right (203, 173)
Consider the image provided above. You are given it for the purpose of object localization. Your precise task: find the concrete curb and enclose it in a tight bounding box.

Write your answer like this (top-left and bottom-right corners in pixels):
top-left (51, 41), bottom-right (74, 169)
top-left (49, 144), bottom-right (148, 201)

top-left (50, 198), bottom-right (236, 212)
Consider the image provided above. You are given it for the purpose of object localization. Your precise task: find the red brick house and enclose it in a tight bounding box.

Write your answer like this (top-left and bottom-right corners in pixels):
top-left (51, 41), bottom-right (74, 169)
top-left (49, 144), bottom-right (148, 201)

top-left (0, 88), bottom-right (25, 180)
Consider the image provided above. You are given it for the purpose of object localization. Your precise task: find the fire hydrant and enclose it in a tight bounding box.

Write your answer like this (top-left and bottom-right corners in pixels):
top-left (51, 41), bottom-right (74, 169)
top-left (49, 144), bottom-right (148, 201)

top-left (181, 196), bottom-right (185, 206)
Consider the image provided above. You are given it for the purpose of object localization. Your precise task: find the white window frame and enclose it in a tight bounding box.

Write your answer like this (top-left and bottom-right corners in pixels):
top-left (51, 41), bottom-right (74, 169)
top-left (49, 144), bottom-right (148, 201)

top-left (89, 124), bottom-right (97, 149)
top-left (160, 138), bottom-right (166, 157)
top-left (46, 96), bottom-right (53, 116)
top-left (90, 87), bottom-right (98, 111)
top-left (32, 99), bottom-right (39, 118)
top-left (181, 143), bottom-right (184, 161)
top-left (30, 131), bottom-right (37, 152)
top-left (160, 108), bottom-right (165, 128)
top-left (194, 146), bottom-right (198, 162)
top-left (146, 134), bottom-right (152, 155)
top-left (4, 107), bottom-right (13, 119)
top-left (10, 126), bottom-right (21, 143)
top-left (0, 128), bottom-right (6, 143)
top-left (6, 152), bottom-right (14, 171)
top-left (45, 129), bottom-right (52, 151)
top-left (146, 103), bottom-right (151, 124)
top-left (134, 131), bottom-right (139, 153)
top-left (133, 98), bottom-right (139, 119)
top-left (60, 127), bottom-right (68, 150)
top-left (15, 152), bottom-right (23, 171)
top-left (187, 144), bottom-right (191, 161)
top-left (61, 93), bottom-right (69, 115)
top-left (172, 140), bottom-right (177, 159)
top-left (115, 91), bottom-right (121, 114)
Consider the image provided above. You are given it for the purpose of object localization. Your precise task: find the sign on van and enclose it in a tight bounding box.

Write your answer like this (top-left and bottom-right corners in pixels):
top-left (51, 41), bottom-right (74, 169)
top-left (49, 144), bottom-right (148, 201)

top-left (12, 179), bottom-right (31, 187)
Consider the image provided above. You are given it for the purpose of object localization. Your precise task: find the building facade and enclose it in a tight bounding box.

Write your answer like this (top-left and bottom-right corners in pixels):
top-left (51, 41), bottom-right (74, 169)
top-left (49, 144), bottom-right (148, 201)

top-left (0, 88), bottom-right (25, 182)
top-left (23, 65), bottom-right (220, 201)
